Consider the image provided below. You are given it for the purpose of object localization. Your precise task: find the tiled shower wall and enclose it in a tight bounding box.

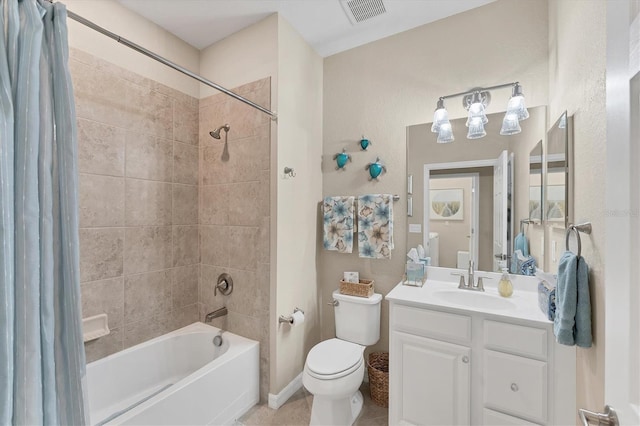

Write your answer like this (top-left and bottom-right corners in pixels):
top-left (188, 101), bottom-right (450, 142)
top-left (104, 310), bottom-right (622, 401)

top-left (198, 78), bottom-right (271, 401)
top-left (69, 48), bottom-right (200, 362)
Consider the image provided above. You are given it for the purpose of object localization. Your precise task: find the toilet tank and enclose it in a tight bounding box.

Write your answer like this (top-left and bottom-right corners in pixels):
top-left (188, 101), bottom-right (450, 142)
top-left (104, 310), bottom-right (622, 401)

top-left (332, 290), bottom-right (382, 346)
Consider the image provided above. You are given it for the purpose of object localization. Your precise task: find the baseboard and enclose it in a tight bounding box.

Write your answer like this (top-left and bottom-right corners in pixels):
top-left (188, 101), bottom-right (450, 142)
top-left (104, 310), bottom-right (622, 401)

top-left (267, 372), bottom-right (303, 410)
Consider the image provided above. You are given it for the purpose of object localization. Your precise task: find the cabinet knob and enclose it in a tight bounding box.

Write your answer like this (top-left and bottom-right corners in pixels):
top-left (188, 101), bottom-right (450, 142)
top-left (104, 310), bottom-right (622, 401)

top-left (511, 383), bottom-right (519, 392)
top-left (462, 356), bottom-right (469, 364)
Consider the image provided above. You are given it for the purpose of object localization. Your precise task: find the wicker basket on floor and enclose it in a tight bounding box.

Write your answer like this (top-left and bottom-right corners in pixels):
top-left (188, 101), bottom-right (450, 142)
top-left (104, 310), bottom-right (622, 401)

top-left (367, 352), bottom-right (389, 408)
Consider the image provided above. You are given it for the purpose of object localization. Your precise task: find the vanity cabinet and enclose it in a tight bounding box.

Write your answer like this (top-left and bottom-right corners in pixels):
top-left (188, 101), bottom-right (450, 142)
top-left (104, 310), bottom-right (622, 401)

top-left (393, 331), bottom-right (470, 425)
top-left (389, 301), bottom-right (575, 426)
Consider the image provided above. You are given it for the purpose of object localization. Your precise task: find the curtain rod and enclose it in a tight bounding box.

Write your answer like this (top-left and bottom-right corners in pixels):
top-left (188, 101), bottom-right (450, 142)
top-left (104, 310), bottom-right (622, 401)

top-left (58, 5), bottom-right (278, 121)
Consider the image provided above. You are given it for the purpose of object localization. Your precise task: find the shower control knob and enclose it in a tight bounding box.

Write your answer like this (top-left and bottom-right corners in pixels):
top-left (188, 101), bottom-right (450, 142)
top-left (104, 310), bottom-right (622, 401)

top-left (215, 273), bottom-right (233, 296)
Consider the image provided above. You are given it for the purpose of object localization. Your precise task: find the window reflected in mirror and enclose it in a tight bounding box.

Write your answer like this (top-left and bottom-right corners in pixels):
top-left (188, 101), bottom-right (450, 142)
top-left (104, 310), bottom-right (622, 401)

top-left (529, 140), bottom-right (543, 222)
top-left (546, 112), bottom-right (570, 227)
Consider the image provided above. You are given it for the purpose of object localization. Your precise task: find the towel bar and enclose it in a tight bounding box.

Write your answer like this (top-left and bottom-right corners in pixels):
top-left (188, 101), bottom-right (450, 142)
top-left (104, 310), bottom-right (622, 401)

top-left (520, 218), bottom-right (533, 234)
top-left (578, 405), bottom-right (618, 426)
top-left (565, 222), bottom-right (592, 257)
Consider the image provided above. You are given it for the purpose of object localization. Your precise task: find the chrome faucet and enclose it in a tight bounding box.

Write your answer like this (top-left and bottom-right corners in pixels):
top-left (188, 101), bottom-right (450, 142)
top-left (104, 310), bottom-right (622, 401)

top-left (205, 307), bottom-right (228, 323)
top-left (452, 260), bottom-right (488, 292)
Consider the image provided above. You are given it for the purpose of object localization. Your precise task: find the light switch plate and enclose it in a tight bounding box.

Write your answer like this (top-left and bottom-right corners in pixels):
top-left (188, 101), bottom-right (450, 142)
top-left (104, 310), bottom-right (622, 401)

top-left (409, 224), bottom-right (422, 233)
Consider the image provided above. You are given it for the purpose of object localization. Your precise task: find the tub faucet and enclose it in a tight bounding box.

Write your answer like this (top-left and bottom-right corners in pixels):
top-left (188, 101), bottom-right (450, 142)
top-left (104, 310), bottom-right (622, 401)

top-left (205, 307), bottom-right (228, 323)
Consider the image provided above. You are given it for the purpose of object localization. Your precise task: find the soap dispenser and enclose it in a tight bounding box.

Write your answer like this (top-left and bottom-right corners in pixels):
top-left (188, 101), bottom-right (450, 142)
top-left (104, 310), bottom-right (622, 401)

top-left (498, 267), bottom-right (513, 298)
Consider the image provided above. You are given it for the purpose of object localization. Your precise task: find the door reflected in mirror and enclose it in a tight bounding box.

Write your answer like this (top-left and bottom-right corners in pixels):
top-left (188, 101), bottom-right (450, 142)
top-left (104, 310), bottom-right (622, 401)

top-left (406, 106), bottom-right (547, 273)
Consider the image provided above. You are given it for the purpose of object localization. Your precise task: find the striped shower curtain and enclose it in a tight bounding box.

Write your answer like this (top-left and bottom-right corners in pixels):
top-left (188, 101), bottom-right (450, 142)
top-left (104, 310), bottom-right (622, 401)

top-left (0, 0), bottom-right (88, 424)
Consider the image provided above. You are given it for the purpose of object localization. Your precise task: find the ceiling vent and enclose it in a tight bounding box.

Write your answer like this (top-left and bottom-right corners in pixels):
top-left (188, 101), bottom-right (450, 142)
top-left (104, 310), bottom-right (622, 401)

top-left (340, 0), bottom-right (387, 25)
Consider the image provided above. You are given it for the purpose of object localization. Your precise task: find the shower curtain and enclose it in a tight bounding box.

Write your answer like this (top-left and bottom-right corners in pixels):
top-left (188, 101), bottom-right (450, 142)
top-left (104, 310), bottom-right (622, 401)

top-left (0, 0), bottom-right (88, 424)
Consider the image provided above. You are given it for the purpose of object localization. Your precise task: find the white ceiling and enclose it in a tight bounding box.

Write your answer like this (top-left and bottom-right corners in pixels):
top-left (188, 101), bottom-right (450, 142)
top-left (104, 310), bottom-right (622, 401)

top-left (117, 0), bottom-right (495, 57)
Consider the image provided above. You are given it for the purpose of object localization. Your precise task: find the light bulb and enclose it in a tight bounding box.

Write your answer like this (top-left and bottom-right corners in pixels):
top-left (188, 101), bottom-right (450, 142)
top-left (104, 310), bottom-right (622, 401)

top-left (500, 113), bottom-right (522, 135)
top-left (431, 108), bottom-right (449, 133)
top-left (437, 122), bottom-right (454, 143)
top-left (506, 83), bottom-right (529, 120)
top-left (431, 98), bottom-right (448, 133)
top-left (467, 117), bottom-right (486, 139)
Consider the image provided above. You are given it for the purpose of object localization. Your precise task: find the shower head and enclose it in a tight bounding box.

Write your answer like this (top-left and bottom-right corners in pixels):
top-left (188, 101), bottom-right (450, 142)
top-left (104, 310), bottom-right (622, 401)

top-left (209, 124), bottom-right (230, 139)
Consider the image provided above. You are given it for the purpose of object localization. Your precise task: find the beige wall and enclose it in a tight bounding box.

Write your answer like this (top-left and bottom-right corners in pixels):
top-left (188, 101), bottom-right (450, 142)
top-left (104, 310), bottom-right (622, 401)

top-left (198, 14), bottom-right (279, 101)
top-left (428, 169), bottom-right (495, 271)
top-left (321, 0), bottom-right (549, 356)
top-left (274, 16), bottom-right (324, 394)
top-left (548, 0), bottom-right (607, 414)
top-left (72, 49), bottom-right (200, 362)
top-left (428, 176), bottom-right (473, 269)
top-left (65, 0), bottom-right (200, 98)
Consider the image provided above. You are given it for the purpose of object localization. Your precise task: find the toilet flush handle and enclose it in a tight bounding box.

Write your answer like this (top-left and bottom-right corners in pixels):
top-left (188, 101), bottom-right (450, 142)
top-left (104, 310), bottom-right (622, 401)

top-left (327, 299), bottom-right (339, 307)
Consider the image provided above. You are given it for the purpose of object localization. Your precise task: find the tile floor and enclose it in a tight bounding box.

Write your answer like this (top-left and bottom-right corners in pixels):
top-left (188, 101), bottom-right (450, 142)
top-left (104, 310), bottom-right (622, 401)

top-left (238, 383), bottom-right (388, 426)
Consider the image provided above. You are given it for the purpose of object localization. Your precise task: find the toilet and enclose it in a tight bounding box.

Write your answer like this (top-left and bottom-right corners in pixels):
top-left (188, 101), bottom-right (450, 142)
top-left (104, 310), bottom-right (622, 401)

top-left (303, 290), bottom-right (382, 426)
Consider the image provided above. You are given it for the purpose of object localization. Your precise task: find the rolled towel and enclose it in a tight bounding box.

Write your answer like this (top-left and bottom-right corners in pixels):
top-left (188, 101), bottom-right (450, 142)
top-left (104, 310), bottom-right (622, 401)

top-left (537, 280), bottom-right (556, 321)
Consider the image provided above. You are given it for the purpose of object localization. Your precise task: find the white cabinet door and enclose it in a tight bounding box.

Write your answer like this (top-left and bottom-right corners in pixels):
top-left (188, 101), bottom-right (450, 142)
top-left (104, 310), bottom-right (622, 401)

top-left (390, 331), bottom-right (470, 426)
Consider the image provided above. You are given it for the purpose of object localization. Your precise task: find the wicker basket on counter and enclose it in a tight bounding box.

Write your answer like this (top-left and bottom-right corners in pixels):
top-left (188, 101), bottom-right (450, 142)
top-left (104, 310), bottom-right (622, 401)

top-left (339, 278), bottom-right (374, 297)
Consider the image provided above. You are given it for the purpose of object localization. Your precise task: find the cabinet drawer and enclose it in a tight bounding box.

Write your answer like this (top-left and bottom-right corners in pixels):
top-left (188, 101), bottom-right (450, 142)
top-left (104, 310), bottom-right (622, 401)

top-left (392, 304), bottom-right (471, 343)
top-left (483, 408), bottom-right (542, 425)
top-left (484, 350), bottom-right (547, 424)
top-left (484, 320), bottom-right (547, 360)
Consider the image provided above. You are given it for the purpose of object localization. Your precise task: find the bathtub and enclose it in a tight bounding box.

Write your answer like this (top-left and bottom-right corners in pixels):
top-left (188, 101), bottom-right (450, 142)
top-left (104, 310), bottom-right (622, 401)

top-left (87, 322), bottom-right (259, 425)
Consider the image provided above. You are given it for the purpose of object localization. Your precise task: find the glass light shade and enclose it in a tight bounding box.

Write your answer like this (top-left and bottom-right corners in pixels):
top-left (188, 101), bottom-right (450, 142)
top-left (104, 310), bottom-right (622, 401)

top-left (500, 113), bottom-right (522, 135)
top-left (431, 107), bottom-right (449, 133)
top-left (467, 117), bottom-right (486, 139)
top-left (465, 102), bottom-right (488, 126)
top-left (437, 122), bottom-right (454, 143)
top-left (506, 95), bottom-right (529, 120)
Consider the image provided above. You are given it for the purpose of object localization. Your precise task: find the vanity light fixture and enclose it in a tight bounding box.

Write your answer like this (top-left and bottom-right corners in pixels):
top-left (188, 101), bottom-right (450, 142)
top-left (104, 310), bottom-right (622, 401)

top-left (431, 81), bottom-right (530, 140)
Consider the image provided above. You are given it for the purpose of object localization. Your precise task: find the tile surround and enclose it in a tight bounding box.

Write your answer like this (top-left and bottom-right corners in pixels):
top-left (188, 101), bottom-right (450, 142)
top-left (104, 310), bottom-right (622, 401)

top-left (72, 48), bottom-right (200, 362)
top-left (198, 79), bottom-right (272, 402)
top-left (74, 49), bottom-right (273, 404)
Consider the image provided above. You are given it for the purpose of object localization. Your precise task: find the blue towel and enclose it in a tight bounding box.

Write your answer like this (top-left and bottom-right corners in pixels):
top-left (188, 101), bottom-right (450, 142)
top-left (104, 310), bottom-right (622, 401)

top-left (511, 249), bottom-right (536, 276)
top-left (357, 194), bottom-right (394, 259)
top-left (537, 280), bottom-right (556, 321)
top-left (511, 232), bottom-right (529, 273)
top-left (553, 251), bottom-right (592, 347)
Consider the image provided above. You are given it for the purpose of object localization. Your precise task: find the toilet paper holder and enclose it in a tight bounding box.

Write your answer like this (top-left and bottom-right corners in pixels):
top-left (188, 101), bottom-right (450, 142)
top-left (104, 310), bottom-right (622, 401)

top-left (279, 307), bottom-right (304, 324)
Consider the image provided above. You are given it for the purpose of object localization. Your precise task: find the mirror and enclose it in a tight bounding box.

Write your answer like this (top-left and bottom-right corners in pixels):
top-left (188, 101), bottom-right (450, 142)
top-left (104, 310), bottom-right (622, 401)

top-left (529, 140), bottom-right (543, 222)
top-left (546, 112), bottom-right (571, 228)
top-left (407, 106), bottom-right (546, 273)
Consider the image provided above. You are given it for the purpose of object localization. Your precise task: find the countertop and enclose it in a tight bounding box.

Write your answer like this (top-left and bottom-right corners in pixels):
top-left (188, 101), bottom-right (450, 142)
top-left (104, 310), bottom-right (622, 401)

top-left (386, 266), bottom-right (552, 325)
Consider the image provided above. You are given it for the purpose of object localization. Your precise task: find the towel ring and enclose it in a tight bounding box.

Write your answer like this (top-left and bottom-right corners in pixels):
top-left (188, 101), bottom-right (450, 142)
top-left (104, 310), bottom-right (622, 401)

top-left (565, 222), bottom-right (592, 257)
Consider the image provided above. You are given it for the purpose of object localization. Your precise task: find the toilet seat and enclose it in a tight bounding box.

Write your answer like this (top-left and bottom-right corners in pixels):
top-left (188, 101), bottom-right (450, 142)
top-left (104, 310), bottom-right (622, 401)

top-left (305, 339), bottom-right (364, 380)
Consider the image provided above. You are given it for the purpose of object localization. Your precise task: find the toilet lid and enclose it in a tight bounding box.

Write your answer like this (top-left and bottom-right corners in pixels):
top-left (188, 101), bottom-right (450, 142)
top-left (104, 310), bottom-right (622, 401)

top-left (306, 339), bottom-right (363, 377)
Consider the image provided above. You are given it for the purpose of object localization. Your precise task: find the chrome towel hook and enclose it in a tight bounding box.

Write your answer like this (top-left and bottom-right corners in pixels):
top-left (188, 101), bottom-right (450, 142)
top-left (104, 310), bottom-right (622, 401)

top-left (565, 222), bottom-right (592, 257)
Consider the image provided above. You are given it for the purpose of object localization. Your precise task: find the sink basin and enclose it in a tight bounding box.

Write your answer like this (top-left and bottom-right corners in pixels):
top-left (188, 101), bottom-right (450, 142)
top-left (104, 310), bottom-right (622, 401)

top-left (432, 289), bottom-right (516, 310)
